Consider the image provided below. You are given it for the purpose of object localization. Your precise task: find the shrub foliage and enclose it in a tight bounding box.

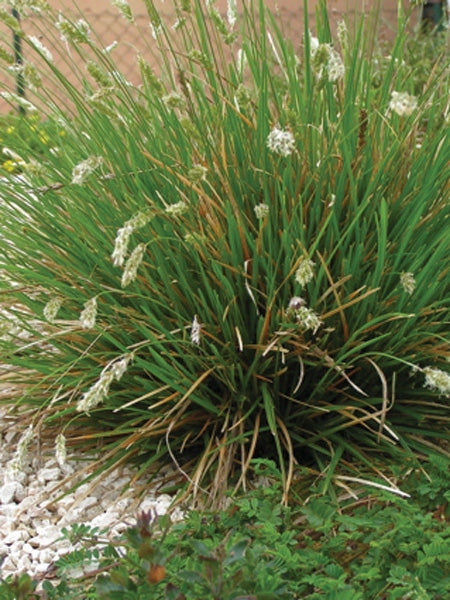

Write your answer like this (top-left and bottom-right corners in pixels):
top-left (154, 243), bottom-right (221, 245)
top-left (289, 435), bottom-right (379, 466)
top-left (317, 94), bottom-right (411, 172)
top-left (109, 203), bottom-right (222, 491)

top-left (0, 1), bottom-right (448, 498)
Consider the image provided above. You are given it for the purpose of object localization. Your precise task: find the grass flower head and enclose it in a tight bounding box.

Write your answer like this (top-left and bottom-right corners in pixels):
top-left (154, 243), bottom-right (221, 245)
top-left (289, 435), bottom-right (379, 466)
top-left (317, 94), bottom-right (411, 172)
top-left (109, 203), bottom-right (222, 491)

top-left (327, 47), bottom-right (345, 82)
top-left (423, 367), bottom-right (450, 398)
top-left (165, 200), bottom-right (189, 216)
top-left (43, 296), bottom-right (63, 323)
top-left (400, 272), bottom-right (416, 295)
top-left (71, 156), bottom-right (103, 185)
top-left (77, 369), bottom-right (115, 414)
top-left (254, 203), bottom-right (269, 220)
top-left (295, 257), bottom-right (315, 287)
top-left (310, 39), bottom-right (344, 82)
top-left (187, 164), bottom-right (208, 183)
top-left (112, 0), bottom-right (134, 23)
top-left (8, 425), bottom-right (34, 478)
top-left (267, 126), bottom-right (296, 157)
top-left (191, 314), bottom-right (202, 345)
top-left (80, 296), bottom-right (97, 329)
top-left (55, 433), bottom-right (67, 467)
top-left (110, 353), bottom-right (134, 381)
top-left (28, 35), bottom-right (53, 61)
top-left (389, 91), bottom-right (418, 117)
top-left (121, 243), bottom-right (146, 288)
top-left (0, 91), bottom-right (38, 113)
top-left (112, 210), bottom-right (153, 267)
top-left (295, 305), bottom-right (322, 334)
top-left (162, 91), bottom-right (185, 110)
top-left (112, 224), bottom-right (133, 267)
top-left (57, 14), bottom-right (90, 44)
top-left (227, 0), bottom-right (237, 28)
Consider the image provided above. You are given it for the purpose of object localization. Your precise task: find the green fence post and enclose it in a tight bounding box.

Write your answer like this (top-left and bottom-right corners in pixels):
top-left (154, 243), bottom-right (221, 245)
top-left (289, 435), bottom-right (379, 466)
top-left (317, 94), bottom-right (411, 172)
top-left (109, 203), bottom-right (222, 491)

top-left (421, 0), bottom-right (446, 32)
top-left (11, 8), bottom-right (26, 114)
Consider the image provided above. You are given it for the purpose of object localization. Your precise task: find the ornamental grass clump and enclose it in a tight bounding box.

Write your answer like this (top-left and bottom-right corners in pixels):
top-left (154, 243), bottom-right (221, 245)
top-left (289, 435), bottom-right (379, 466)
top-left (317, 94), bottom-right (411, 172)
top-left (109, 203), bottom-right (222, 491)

top-left (0, 0), bottom-right (448, 501)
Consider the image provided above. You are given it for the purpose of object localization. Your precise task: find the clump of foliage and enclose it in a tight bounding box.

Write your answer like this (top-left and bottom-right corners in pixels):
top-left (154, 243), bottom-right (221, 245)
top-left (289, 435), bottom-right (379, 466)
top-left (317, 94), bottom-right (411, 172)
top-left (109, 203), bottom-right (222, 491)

top-left (0, 0), bottom-right (448, 501)
top-left (1, 459), bottom-right (449, 599)
top-left (0, 113), bottom-right (54, 172)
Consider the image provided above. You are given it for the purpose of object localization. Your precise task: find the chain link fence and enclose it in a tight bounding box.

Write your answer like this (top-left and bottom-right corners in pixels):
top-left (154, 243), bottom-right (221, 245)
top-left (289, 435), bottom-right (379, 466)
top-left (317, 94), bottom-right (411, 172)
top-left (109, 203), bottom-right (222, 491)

top-left (0, 1), bottom-right (415, 114)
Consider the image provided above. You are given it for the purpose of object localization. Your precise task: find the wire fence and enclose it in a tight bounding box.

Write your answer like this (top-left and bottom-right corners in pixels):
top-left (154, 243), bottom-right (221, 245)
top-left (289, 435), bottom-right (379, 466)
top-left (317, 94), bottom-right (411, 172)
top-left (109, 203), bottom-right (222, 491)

top-left (0, 1), bottom-right (424, 114)
top-left (1, 7), bottom-right (155, 101)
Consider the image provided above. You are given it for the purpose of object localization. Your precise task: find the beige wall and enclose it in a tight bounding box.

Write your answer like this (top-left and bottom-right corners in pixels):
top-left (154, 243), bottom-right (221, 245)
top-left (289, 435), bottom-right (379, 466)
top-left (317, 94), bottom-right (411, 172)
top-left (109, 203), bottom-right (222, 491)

top-left (0, 1), bottom-right (419, 113)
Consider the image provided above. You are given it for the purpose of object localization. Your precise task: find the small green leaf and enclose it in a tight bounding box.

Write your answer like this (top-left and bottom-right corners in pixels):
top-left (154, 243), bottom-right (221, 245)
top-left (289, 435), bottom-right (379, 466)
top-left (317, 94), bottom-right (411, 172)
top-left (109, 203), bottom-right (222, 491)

top-left (224, 538), bottom-right (249, 566)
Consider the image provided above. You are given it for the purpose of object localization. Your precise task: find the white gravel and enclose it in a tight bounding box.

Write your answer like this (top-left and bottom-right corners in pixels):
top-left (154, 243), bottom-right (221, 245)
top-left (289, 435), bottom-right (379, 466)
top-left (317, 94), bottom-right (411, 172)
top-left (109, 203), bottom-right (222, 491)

top-left (0, 405), bottom-right (183, 581)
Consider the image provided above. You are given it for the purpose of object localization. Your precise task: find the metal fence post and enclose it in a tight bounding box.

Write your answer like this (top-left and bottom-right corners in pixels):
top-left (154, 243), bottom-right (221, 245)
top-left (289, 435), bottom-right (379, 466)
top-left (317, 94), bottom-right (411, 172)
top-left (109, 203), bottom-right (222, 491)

top-left (421, 0), bottom-right (447, 31)
top-left (11, 8), bottom-right (26, 114)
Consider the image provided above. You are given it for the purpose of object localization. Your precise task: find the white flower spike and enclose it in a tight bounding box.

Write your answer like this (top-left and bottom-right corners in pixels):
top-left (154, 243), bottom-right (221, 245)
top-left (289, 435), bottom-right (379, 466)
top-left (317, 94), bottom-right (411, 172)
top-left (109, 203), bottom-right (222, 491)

top-left (191, 314), bottom-right (202, 345)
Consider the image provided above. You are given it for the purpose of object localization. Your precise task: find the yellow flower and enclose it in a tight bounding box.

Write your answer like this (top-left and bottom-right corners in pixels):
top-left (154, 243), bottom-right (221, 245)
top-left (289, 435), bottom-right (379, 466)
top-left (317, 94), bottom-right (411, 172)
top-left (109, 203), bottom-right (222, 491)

top-left (2, 159), bottom-right (17, 172)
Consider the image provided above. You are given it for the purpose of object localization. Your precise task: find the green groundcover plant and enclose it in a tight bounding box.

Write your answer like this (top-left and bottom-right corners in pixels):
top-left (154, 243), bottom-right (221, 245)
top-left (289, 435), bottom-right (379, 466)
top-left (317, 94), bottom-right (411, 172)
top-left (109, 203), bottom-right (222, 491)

top-left (1, 459), bottom-right (449, 599)
top-left (0, 0), bottom-right (448, 500)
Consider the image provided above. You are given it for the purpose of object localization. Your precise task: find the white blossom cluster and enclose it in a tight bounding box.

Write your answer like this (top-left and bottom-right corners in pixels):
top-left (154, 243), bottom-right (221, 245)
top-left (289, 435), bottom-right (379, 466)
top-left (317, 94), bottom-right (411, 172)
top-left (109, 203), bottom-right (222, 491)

top-left (423, 367), bottom-right (450, 398)
top-left (79, 296), bottom-right (97, 329)
top-left (227, 0), bottom-right (237, 28)
top-left (77, 354), bottom-right (134, 414)
top-left (7, 425), bottom-right (34, 479)
top-left (56, 14), bottom-right (90, 44)
top-left (309, 35), bottom-right (345, 83)
top-left (77, 370), bottom-right (114, 414)
top-left (287, 297), bottom-right (322, 334)
top-left (400, 272), bottom-right (416, 295)
top-left (326, 47), bottom-right (346, 82)
top-left (162, 91), bottom-right (185, 110)
top-left (112, 226), bottom-right (133, 267)
top-left (71, 156), bottom-right (104, 185)
top-left (112, 0), bottom-right (134, 23)
top-left (111, 211), bottom-right (152, 268)
top-left (6, 62), bottom-right (42, 91)
top-left (43, 296), bottom-right (63, 323)
top-left (165, 200), bottom-right (188, 216)
top-left (0, 91), bottom-right (38, 113)
top-left (187, 164), bottom-right (208, 183)
top-left (254, 203), bottom-right (269, 220)
top-left (112, 211), bottom-right (152, 287)
top-left (121, 243), bottom-right (146, 288)
top-left (295, 257), bottom-right (315, 287)
top-left (389, 91), bottom-right (418, 117)
top-left (266, 126), bottom-right (296, 157)
top-left (3, 0), bottom-right (50, 15)
top-left (191, 314), bottom-right (202, 345)
top-left (296, 305), bottom-right (322, 334)
top-left (28, 35), bottom-right (53, 61)
top-left (55, 432), bottom-right (67, 467)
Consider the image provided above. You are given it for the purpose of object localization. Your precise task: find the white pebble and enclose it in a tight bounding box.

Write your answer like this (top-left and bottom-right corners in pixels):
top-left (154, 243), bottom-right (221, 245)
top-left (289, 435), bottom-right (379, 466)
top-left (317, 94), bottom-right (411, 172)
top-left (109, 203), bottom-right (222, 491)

top-left (34, 561), bottom-right (52, 574)
top-left (3, 529), bottom-right (29, 545)
top-left (37, 467), bottom-right (62, 483)
top-left (29, 524), bottom-right (62, 548)
top-left (74, 495), bottom-right (98, 512)
top-left (0, 420), bottom-right (181, 580)
top-left (0, 482), bottom-right (23, 504)
top-left (90, 511), bottom-right (118, 530)
top-left (15, 554), bottom-right (32, 573)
